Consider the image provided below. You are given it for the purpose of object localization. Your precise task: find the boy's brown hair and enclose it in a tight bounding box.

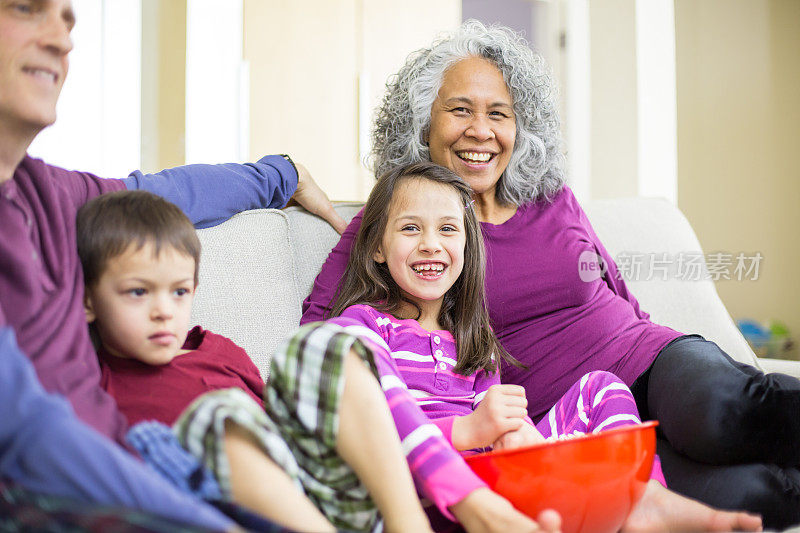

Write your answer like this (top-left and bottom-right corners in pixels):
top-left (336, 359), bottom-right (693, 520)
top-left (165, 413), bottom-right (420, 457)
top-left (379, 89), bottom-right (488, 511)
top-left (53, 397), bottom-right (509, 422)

top-left (77, 190), bottom-right (201, 287)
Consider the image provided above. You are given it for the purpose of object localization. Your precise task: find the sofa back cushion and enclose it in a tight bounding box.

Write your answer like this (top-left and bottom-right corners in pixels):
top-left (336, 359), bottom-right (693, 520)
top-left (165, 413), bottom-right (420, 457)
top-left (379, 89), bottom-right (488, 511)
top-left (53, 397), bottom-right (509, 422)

top-left (285, 203), bottom-right (363, 299)
top-left (192, 209), bottom-right (302, 379)
top-left (193, 198), bottom-right (758, 379)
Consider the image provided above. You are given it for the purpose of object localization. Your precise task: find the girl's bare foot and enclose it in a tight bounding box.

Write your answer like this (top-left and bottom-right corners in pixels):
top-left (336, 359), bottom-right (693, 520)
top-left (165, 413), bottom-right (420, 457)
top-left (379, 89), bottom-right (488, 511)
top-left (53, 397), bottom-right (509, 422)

top-left (622, 480), bottom-right (763, 532)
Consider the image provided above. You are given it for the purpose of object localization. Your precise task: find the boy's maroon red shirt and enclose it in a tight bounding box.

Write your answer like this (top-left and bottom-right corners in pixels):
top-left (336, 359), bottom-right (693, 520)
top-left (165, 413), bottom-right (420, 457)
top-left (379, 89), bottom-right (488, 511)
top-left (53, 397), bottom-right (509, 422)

top-left (98, 326), bottom-right (264, 427)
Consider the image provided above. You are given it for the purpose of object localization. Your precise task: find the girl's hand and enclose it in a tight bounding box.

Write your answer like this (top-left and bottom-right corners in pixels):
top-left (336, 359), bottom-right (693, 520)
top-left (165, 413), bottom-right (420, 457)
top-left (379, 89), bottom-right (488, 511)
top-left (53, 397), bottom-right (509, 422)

top-left (449, 487), bottom-right (561, 533)
top-left (492, 422), bottom-right (546, 451)
top-left (452, 384), bottom-right (529, 450)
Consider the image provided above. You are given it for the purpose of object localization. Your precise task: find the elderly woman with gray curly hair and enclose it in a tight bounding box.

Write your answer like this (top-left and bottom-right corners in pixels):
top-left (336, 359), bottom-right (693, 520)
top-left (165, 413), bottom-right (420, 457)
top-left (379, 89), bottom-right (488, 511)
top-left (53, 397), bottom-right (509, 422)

top-left (303, 20), bottom-right (798, 531)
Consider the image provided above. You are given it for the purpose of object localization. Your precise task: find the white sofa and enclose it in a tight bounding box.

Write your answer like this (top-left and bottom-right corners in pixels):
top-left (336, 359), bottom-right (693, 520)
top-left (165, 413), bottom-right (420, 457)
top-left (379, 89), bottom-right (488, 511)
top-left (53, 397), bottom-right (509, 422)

top-left (191, 198), bottom-right (799, 532)
top-left (191, 198), bottom-right (799, 382)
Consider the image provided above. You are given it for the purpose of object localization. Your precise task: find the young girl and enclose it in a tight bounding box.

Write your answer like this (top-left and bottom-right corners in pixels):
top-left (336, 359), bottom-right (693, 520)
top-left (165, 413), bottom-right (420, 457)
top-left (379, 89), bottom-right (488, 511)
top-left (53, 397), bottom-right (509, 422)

top-left (326, 162), bottom-right (665, 531)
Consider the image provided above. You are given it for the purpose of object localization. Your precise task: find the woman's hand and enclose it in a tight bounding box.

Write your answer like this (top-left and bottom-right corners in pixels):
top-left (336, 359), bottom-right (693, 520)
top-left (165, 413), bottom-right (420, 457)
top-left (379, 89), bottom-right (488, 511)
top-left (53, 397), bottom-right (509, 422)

top-left (286, 162), bottom-right (348, 234)
top-left (450, 488), bottom-right (561, 533)
top-left (452, 384), bottom-right (529, 450)
top-left (492, 421), bottom-right (546, 451)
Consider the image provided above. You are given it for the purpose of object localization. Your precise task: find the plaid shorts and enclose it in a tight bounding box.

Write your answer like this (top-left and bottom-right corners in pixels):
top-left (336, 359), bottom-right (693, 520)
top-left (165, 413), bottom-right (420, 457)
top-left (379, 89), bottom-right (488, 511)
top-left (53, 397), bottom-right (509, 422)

top-left (173, 322), bottom-right (381, 532)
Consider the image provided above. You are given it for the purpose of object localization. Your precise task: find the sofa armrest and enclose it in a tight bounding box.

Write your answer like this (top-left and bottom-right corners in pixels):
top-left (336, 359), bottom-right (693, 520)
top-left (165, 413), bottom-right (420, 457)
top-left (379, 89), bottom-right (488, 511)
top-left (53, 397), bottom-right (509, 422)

top-left (584, 198), bottom-right (761, 368)
top-left (757, 358), bottom-right (800, 380)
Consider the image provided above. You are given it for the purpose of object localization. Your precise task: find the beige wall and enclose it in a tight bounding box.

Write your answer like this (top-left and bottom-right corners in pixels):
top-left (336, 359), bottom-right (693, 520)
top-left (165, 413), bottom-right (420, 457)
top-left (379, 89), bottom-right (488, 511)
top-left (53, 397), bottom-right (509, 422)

top-left (141, 0), bottom-right (187, 173)
top-left (140, 1), bottom-right (459, 193)
top-left (589, 0), bottom-right (639, 199)
top-left (243, 0), bottom-right (360, 201)
top-left (243, 0), bottom-right (460, 202)
top-left (675, 0), bottom-right (800, 350)
top-left (138, 2), bottom-right (799, 348)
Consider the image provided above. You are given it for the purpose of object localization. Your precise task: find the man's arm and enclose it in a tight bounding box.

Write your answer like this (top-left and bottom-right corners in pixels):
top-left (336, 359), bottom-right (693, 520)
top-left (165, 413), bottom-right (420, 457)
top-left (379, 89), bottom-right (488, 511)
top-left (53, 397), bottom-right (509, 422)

top-left (124, 155), bottom-right (346, 232)
top-left (123, 155), bottom-right (296, 229)
top-left (0, 327), bottom-right (235, 531)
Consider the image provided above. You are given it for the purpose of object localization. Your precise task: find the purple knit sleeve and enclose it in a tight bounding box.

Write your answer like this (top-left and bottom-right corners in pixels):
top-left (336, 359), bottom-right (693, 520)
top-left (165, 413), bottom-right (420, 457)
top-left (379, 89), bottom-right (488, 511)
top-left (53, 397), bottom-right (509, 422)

top-left (300, 210), bottom-right (364, 323)
top-left (565, 187), bottom-right (651, 321)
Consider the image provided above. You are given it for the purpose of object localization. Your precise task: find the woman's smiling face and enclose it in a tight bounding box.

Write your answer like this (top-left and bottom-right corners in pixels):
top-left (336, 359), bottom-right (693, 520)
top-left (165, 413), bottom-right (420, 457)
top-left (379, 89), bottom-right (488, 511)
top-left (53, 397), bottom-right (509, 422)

top-left (427, 56), bottom-right (516, 202)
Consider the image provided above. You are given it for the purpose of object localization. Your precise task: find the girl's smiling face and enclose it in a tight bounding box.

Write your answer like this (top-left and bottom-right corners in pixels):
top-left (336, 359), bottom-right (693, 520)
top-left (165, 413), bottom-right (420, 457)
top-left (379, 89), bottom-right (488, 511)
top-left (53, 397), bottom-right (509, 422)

top-left (374, 177), bottom-right (467, 330)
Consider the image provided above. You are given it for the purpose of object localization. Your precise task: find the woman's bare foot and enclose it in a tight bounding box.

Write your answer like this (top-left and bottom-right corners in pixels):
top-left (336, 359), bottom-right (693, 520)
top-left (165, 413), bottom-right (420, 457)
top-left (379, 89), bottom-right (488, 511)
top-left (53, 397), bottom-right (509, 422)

top-left (622, 480), bottom-right (762, 532)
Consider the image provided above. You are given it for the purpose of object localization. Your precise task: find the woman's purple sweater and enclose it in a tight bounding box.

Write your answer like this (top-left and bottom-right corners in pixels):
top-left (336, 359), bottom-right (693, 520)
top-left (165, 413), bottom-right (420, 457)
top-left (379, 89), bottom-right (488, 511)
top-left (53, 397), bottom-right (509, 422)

top-left (302, 186), bottom-right (683, 421)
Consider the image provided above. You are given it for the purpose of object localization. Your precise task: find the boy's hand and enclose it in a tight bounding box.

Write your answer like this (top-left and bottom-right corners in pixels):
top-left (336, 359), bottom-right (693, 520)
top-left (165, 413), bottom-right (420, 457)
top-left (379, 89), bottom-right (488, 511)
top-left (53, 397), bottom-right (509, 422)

top-left (452, 384), bottom-right (529, 450)
top-left (492, 421), bottom-right (546, 451)
top-left (286, 163), bottom-right (348, 234)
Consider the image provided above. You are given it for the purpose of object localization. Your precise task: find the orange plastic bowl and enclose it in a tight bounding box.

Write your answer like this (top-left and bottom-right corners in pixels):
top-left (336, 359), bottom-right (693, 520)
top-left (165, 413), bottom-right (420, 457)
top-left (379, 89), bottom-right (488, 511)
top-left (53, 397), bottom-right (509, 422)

top-left (464, 421), bottom-right (658, 533)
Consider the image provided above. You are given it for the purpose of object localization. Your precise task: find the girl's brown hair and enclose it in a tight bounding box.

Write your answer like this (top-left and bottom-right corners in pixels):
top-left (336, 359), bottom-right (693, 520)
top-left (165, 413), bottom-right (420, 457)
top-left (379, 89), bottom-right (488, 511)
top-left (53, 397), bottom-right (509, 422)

top-left (329, 162), bottom-right (517, 376)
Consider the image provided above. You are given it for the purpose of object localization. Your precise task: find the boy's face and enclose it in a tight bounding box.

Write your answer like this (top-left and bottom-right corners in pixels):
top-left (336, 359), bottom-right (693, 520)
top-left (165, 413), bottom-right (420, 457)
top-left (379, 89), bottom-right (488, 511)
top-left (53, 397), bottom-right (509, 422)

top-left (84, 242), bottom-right (196, 366)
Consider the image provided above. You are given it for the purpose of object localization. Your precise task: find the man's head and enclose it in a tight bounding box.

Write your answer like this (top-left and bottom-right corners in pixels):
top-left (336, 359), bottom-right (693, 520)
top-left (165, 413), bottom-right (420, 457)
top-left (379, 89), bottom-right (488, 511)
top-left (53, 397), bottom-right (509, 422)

top-left (0, 0), bottom-right (75, 136)
top-left (77, 190), bottom-right (202, 365)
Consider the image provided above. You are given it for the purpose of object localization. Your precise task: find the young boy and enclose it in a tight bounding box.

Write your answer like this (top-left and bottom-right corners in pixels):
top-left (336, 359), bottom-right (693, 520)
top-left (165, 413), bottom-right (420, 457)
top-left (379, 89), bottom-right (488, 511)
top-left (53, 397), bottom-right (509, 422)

top-left (77, 190), bottom-right (433, 533)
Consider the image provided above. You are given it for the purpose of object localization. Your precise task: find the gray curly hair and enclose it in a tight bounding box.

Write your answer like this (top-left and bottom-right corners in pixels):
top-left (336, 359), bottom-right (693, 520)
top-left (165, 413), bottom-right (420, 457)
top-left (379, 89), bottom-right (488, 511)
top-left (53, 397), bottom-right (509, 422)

top-left (371, 19), bottom-right (566, 205)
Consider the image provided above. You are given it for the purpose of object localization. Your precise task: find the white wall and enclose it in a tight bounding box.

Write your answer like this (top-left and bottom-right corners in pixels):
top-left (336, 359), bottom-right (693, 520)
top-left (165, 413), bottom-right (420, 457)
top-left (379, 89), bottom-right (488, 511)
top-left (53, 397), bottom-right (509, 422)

top-left (575, 0), bottom-right (677, 202)
top-left (243, 0), bottom-right (461, 202)
top-left (635, 0), bottom-right (677, 203)
top-left (184, 0), bottom-right (246, 165)
top-left (562, 0), bottom-right (591, 201)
